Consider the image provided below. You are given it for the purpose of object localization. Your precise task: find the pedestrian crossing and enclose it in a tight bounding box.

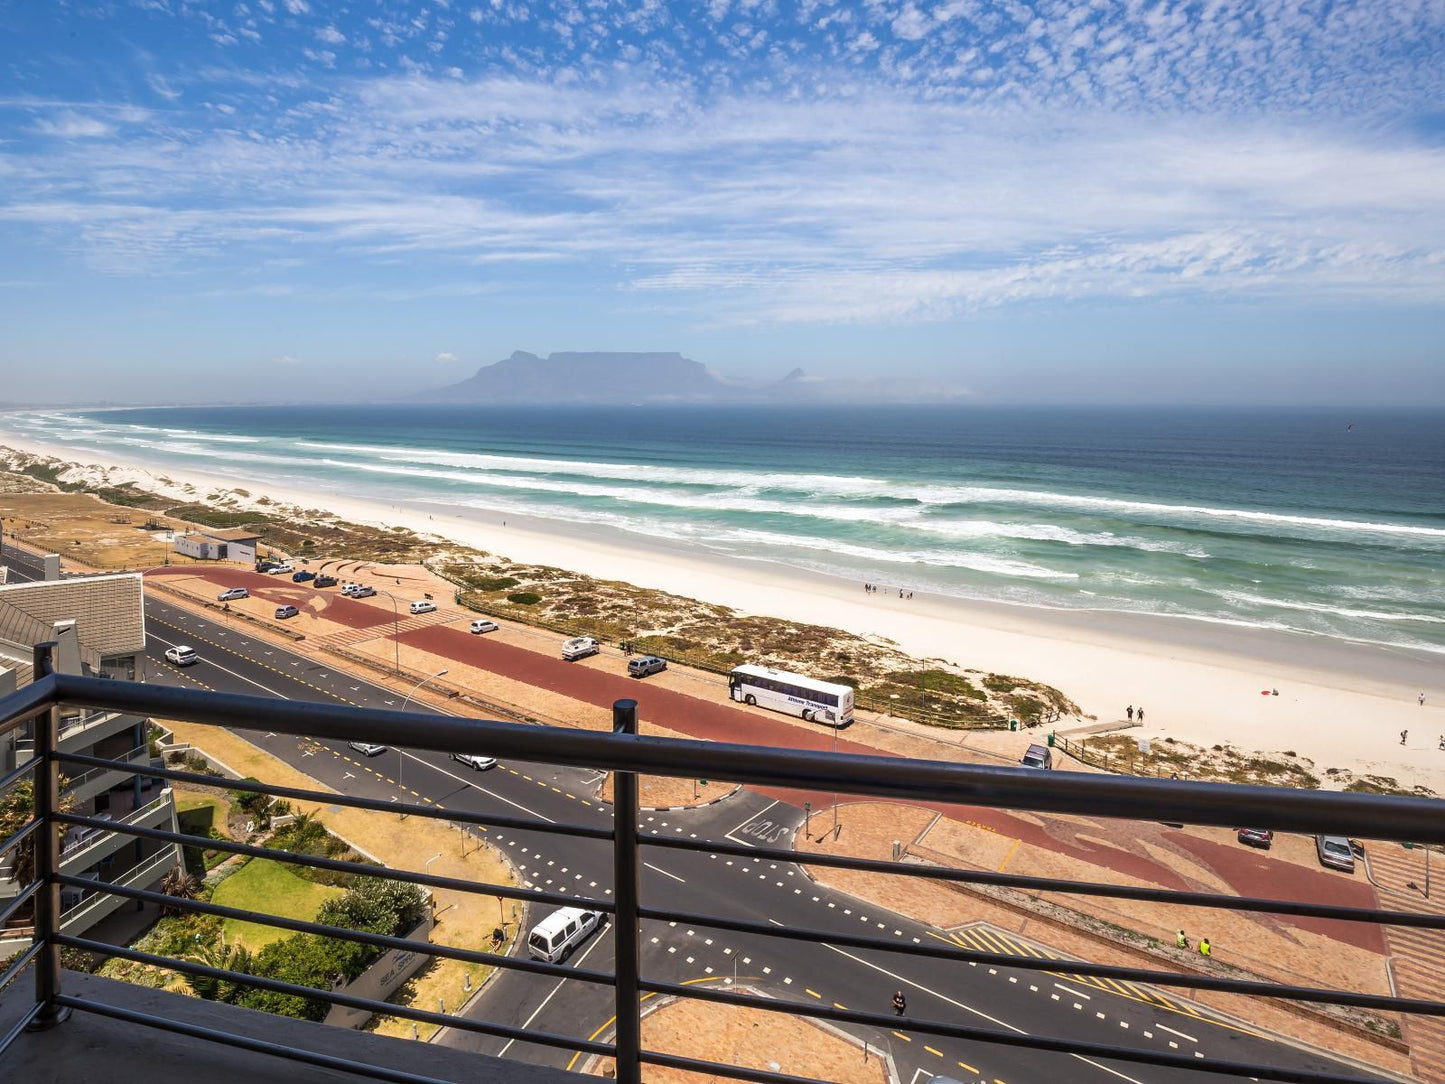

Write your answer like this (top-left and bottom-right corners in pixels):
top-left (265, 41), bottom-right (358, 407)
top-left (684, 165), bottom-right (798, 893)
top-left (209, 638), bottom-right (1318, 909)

top-left (939, 923), bottom-right (1207, 1018)
top-left (1364, 844), bottom-right (1445, 1084)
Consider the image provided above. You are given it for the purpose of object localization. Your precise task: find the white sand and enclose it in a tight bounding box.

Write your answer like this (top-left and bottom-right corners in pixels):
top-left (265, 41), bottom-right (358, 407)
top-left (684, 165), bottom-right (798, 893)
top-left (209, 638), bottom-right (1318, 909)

top-left (4, 430), bottom-right (1443, 793)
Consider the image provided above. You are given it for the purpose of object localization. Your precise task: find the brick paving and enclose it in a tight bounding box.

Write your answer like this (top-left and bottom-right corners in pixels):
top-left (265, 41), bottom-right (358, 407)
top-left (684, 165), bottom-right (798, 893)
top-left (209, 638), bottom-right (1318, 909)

top-left (1367, 844), bottom-right (1445, 1083)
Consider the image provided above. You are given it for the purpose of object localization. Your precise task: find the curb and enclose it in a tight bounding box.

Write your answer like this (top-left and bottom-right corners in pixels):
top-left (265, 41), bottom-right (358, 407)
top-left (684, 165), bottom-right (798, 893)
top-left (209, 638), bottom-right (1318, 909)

top-left (642, 783), bottom-right (743, 812)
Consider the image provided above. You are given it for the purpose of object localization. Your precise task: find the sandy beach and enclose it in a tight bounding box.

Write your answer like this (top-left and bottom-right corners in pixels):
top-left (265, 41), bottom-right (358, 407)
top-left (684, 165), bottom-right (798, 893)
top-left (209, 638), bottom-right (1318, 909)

top-left (4, 428), bottom-right (1443, 794)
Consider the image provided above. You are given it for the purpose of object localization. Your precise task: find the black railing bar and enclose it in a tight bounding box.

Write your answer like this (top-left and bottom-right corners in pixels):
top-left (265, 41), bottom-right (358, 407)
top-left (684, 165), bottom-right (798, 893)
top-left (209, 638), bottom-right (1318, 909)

top-left (0, 938), bottom-right (44, 996)
top-left (0, 1000), bottom-right (43, 1061)
top-left (0, 674), bottom-right (55, 740)
top-left (641, 978), bottom-right (1380, 1084)
top-left (57, 875), bottom-right (617, 990)
top-left (57, 934), bottom-right (616, 1058)
top-left (54, 813), bottom-right (616, 916)
top-left (0, 878), bottom-right (41, 933)
top-left (0, 818), bottom-right (43, 864)
top-left (646, 835), bottom-right (1445, 930)
top-left (50, 674), bottom-right (1445, 842)
top-left (55, 995), bottom-right (486, 1084)
top-left (54, 751), bottom-right (615, 842)
top-left (0, 755), bottom-right (39, 796)
top-left (637, 904), bottom-right (1445, 1017)
top-left (644, 1047), bottom-right (838, 1084)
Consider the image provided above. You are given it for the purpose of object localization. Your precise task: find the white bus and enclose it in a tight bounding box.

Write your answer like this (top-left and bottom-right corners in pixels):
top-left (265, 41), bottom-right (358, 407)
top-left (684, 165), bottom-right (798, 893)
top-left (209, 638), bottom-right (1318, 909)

top-left (728, 665), bottom-right (854, 727)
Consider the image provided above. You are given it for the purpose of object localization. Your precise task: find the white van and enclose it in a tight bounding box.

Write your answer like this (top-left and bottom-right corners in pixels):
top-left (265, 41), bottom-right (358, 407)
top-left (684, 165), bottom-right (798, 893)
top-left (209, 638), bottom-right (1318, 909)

top-left (527, 906), bottom-right (603, 963)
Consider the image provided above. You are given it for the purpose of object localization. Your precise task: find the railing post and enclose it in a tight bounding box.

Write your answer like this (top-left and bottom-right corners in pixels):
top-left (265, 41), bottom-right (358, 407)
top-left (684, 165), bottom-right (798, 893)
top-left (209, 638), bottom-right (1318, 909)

top-left (611, 698), bottom-right (641, 1084)
top-left (29, 641), bottom-right (70, 1030)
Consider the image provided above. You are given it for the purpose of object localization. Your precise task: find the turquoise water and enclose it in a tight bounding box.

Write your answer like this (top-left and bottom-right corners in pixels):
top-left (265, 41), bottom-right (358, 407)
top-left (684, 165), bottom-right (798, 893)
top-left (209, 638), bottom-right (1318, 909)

top-left (8, 405), bottom-right (1444, 652)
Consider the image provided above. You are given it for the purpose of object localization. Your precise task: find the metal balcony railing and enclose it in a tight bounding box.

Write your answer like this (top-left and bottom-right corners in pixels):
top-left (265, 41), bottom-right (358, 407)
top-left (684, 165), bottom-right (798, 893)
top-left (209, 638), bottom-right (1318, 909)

top-left (1, 640), bottom-right (1444, 1084)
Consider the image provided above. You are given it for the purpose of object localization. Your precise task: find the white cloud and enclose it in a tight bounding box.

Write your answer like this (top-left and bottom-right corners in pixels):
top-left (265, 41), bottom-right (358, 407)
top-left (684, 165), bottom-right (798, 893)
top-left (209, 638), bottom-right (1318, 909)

top-left (316, 25), bottom-right (346, 45)
top-left (435, 351), bottom-right (459, 363)
top-left (282, 0), bottom-right (309, 13)
top-left (29, 112), bottom-right (113, 138)
top-left (274, 353), bottom-right (301, 365)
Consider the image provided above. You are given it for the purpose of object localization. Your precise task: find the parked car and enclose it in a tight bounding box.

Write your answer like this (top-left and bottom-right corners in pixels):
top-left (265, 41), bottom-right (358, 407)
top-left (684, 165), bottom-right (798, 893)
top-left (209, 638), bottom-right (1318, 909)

top-left (528, 906), bottom-right (603, 964)
top-left (274, 604), bottom-right (300, 620)
top-left (292, 570), bottom-right (316, 583)
top-left (164, 645), bottom-right (198, 666)
top-left (313, 575), bottom-right (338, 588)
top-left (409, 600), bottom-right (438, 615)
top-left (452, 753), bottom-right (497, 771)
top-left (1316, 835), bottom-right (1357, 872)
top-left (1019, 744), bottom-right (1052, 770)
top-left (1237, 828), bottom-right (1274, 849)
top-left (255, 561), bottom-right (280, 573)
top-left (348, 741), bottom-right (387, 757)
top-left (350, 585), bottom-right (376, 599)
top-left (469, 618), bottom-right (500, 635)
top-left (627, 655), bottom-right (667, 678)
top-left (270, 562), bottom-right (295, 575)
top-left (561, 636), bottom-right (600, 661)
top-left (217, 587), bottom-right (248, 601)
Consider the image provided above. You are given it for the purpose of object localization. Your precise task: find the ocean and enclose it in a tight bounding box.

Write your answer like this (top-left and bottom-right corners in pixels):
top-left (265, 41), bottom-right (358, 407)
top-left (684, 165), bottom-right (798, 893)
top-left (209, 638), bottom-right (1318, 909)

top-left (7, 404), bottom-right (1444, 653)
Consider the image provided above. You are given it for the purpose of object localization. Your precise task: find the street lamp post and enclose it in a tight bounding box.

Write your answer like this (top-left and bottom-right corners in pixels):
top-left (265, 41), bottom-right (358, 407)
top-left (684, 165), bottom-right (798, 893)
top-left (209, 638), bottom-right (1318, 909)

top-left (374, 589), bottom-right (402, 675)
top-left (397, 668), bottom-right (449, 807)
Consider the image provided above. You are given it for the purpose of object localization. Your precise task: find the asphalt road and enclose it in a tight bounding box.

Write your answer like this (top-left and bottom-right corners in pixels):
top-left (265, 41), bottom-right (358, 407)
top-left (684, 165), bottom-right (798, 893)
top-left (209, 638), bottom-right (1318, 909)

top-left (0, 543), bottom-right (1387, 1084)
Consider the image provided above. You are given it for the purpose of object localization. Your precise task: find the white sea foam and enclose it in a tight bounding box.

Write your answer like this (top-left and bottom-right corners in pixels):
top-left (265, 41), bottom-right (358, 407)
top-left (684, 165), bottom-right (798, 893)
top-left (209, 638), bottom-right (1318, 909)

top-left (1218, 591), bottom-right (1445, 624)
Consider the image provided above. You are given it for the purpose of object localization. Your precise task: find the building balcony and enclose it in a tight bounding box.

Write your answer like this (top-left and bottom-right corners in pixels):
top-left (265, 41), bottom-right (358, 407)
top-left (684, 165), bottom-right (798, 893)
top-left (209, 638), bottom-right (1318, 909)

top-left (0, 650), bottom-right (1442, 1084)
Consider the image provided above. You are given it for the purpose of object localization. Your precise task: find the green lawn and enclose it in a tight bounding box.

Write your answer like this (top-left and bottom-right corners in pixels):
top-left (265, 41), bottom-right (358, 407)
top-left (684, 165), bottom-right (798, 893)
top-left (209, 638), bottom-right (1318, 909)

top-left (174, 788), bottom-right (228, 835)
top-left (211, 858), bottom-right (345, 951)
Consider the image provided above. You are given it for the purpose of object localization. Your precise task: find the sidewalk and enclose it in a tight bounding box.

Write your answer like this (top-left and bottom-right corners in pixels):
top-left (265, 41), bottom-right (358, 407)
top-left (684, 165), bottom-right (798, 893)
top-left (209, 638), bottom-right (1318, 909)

top-left (1367, 844), bottom-right (1445, 1083)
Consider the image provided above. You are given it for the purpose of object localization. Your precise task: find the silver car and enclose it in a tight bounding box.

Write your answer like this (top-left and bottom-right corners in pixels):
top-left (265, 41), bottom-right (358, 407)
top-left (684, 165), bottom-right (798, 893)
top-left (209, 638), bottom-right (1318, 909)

top-left (1315, 835), bottom-right (1356, 873)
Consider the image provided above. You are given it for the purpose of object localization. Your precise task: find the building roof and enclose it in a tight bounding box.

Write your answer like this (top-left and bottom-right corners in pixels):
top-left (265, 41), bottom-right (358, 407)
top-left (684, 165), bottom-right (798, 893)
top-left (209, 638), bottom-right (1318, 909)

top-left (0, 573), bottom-right (146, 667)
top-left (200, 528), bottom-right (262, 543)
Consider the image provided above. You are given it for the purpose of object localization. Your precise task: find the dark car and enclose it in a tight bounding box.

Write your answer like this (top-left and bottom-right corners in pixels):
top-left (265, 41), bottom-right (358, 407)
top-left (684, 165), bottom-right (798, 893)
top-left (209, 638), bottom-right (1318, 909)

top-left (256, 560), bottom-right (280, 573)
top-left (627, 655), bottom-right (667, 678)
top-left (1237, 828), bottom-right (1273, 849)
top-left (1020, 744), bottom-right (1052, 770)
top-left (292, 570), bottom-right (316, 583)
top-left (274, 604), bottom-right (300, 620)
top-left (313, 575), bottom-right (338, 588)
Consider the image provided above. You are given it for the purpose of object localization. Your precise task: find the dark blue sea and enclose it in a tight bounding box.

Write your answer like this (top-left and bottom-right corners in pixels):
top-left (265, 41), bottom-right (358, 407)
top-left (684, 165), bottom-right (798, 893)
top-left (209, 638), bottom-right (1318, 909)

top-left (10, 405), bottom-right (1445, 652)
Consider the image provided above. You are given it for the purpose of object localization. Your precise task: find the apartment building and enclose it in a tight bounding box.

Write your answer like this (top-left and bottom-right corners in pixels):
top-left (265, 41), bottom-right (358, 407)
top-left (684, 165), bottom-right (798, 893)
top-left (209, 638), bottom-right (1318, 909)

top-left (0, 571), bottom-right (180, 957)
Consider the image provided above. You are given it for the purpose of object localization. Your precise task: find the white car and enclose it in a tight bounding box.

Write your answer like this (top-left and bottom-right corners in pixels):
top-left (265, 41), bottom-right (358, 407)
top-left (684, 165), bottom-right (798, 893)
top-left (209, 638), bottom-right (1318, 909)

top-left (561, 636), bottom-right (600, 661)
top-left (217, 587), bottom-right (248, 602)
top-left (270, 563), bottom-right (295, 574)
top-left (350, 585), bottom-right (376, 599)
top-left (164, 645), bottom-right (198, 666)
top-left (409, 600), bottom-right (438, 615)
top-left (452, 753), bottom-right (497, 771)
top-left (469, 619), bottom-right (500, 635)
top-left (348, 741), bottom-right (387, 757)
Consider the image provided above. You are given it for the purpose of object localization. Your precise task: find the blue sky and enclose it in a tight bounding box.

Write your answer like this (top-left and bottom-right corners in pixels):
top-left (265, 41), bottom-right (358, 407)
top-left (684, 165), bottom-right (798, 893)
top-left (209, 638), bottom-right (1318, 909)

top-left (1, 0), bottom-right (1442, 404)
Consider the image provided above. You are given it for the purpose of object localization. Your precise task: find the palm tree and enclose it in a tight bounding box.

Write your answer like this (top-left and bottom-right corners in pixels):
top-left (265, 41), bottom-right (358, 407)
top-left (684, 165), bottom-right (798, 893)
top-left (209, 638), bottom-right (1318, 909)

top-left (158, 867), bottom-right (202, 915)
top-left (184, 940), bottom-right (253, 1001)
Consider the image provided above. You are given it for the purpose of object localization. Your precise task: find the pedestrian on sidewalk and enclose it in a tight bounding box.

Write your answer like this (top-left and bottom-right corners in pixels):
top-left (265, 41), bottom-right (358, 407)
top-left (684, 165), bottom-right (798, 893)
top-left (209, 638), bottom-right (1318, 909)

top-left (1127, 705), bottom-right (1134, 721)
top-left (892, 990), bottom-right (907, 1016)
top-left (1199, 938), bottom-right (1212, 958)
top-left (1175, 930), bottom-right (1188, 950)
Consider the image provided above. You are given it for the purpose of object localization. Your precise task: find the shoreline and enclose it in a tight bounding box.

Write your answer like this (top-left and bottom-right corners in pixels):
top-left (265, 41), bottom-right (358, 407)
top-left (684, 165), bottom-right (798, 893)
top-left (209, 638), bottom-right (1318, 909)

top-left (3, 429), bottom-right (1443, 792)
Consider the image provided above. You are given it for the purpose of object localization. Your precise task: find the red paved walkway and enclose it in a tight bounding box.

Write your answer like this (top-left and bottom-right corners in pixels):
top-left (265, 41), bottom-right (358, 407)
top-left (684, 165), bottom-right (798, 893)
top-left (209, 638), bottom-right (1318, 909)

top-left (148, 568), bottom-right (1384, 947)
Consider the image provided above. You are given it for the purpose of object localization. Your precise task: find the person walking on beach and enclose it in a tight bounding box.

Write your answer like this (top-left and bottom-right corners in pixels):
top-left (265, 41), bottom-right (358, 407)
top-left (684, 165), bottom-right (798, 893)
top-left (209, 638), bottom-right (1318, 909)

top-left (1422, 692), bottom-right (1428, 707)
top-left (892, 990), bottom-right (907, 1016)
top-left (1127, 705), bottom-right (1134, 722)
top-left (1402, 729), bottom-right (1409, 745)
top-left (1199, 938), bottom-right (1212, 958)
top-left (1137, 707), bottom-right (1145, 723)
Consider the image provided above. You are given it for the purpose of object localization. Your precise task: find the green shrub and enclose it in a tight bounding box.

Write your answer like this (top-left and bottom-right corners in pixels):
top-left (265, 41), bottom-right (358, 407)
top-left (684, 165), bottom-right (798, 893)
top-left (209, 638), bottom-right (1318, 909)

top-left (475, 575), bottom-right (520, 591)
top-left (507, 591), bottom-right (542, 606)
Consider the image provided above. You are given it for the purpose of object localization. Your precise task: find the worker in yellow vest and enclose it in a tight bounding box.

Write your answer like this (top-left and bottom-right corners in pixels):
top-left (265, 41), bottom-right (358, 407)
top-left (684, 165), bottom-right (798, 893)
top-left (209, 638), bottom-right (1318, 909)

top-left (1199, 938), bottom-right (1212, 958)
top-left (1175, 930), bottom-right (1187, 949)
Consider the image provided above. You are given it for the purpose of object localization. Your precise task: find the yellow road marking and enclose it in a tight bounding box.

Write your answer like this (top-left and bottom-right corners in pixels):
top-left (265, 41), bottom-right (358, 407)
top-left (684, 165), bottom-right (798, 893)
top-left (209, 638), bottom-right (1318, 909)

top-left (804, 988), bottom-right (821, 999)
top-left (924, 1045), bottom-right (944, 1057)
top-left (892, 1031), bottom-right (911, 1041)
top-left (996, 837), bottom-right (1022, 872)
top-left (958, 1061), bottom-right (979, 1074)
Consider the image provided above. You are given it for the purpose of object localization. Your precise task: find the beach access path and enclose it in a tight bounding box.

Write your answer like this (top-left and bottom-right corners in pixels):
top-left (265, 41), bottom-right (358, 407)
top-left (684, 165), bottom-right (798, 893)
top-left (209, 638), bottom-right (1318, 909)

top-left (1365, 844), bottom-right (1445, 1084)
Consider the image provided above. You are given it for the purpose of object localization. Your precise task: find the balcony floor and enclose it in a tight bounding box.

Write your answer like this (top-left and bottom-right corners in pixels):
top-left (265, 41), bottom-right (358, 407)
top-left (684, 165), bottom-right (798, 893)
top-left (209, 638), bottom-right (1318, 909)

top-left (1, 970), bottom-right (581, 1084)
